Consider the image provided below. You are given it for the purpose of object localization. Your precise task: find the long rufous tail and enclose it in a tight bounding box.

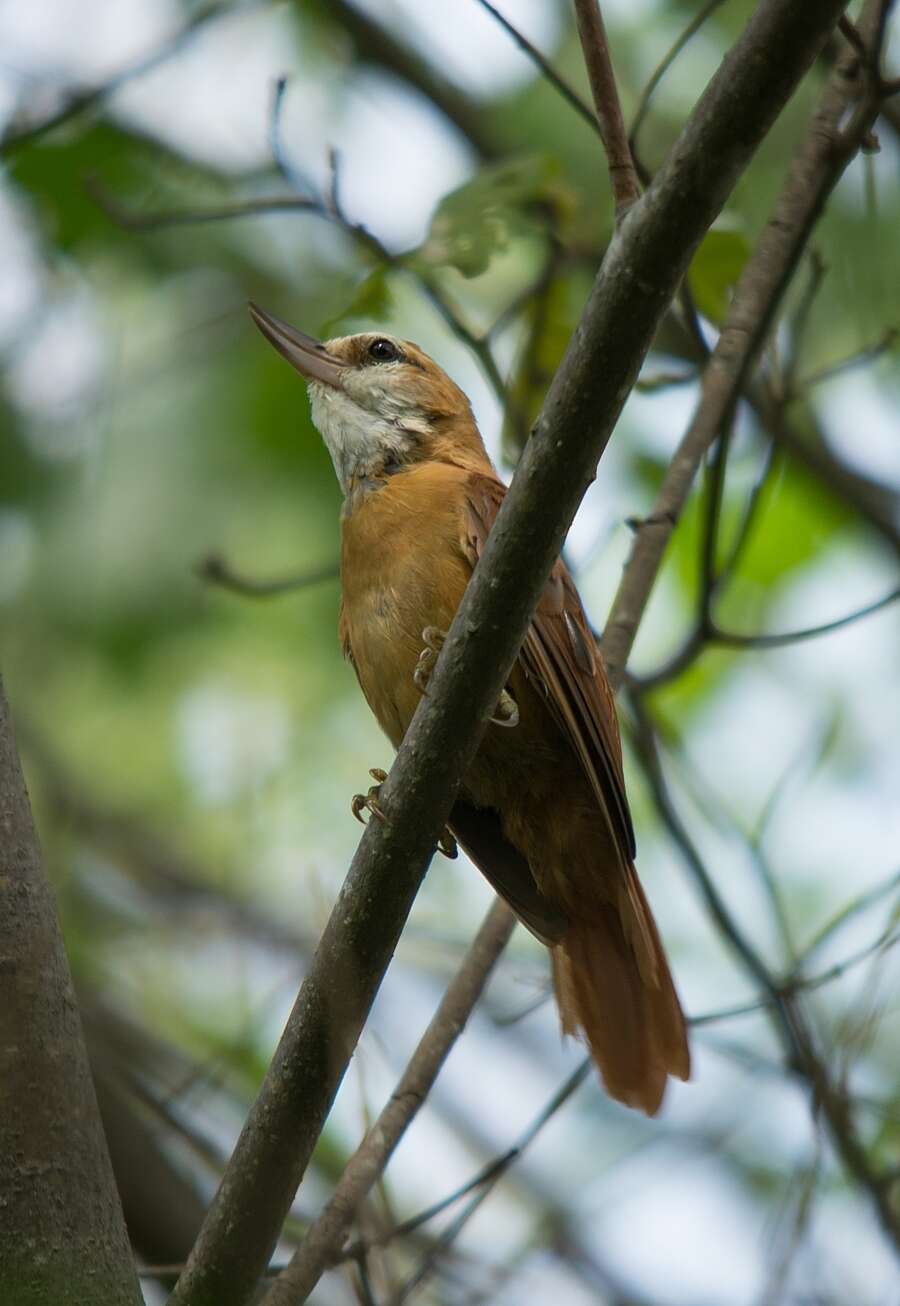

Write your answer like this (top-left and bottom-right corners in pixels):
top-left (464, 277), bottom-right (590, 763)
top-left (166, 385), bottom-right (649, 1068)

top-left (551, 865), bottom-right (690, 1115)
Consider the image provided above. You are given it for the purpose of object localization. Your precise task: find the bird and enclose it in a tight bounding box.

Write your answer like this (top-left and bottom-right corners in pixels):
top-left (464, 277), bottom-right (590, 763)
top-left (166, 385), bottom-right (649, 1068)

top-left (249, 302), bottom-right (690, 1115)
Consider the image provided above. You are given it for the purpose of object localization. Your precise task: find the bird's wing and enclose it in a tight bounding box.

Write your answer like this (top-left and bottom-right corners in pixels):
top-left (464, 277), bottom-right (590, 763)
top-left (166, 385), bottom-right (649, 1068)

top-left (461, 473), bottom-right (636, 868)
top-left (448, 799), bottom-right (569, 944)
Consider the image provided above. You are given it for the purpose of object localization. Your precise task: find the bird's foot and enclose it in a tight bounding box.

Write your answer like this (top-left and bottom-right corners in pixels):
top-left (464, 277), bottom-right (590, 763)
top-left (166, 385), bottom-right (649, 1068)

top-left (415, 625), bottom-right (518, 728)
top-left (351, 766), bottom-right (456, 858)
top-left (437, 827), bottom-right (458, 859)
top-left (489, 688), bottom-right (519, 729)
top-left (413, 626), bottom-right (447, 694)
top-left (351, 768), bottom-right (388, 825)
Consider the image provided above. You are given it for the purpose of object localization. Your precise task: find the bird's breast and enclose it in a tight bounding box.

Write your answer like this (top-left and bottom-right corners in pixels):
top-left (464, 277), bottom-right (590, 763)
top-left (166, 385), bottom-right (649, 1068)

top-left (339, 468), bottom-right (471, 747)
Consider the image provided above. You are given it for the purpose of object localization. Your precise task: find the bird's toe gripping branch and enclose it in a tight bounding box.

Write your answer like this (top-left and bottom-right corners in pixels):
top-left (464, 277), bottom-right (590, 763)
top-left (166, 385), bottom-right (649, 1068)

top-left (413, 626), bottom-right (446, 694)
top-left (351, 768), bottom-right (388, 825)
top-left (414, 626), bottom-right (518, 729)
top-left (350, 764), bottom-right (457, 859)
top-left (490, 688), bottom-right (519, 729)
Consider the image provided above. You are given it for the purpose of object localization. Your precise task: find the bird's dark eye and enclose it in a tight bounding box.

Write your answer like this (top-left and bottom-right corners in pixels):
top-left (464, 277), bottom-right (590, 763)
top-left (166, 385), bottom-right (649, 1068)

top-left (368, 338), bottom-right (401, 363)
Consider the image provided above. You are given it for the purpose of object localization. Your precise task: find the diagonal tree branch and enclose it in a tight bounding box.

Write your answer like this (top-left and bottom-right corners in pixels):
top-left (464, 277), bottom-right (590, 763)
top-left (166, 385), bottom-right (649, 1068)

top-left (169, 6), bottom-right (851, 1304)
top-left (572, 0), bottom-right (641, 215)
top-left (0, 678), bottom-right (144, 1304)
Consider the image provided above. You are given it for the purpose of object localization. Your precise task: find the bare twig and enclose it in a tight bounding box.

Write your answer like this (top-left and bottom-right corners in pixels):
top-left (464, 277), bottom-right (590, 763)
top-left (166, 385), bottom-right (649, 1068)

top-left (572, 0), bottom-right (641, 216)
top-left (781, 249), bottom-right (828, 396)
top-left (636, 582), bottom-right (900, 691)
top-left (798, 926), bottom-right (899, 995)
top-left (87, 176), bottom-right (322, 231)
top-left (629, 0), bottom-right (730, 151)
top-left (799, 326), bottom-right (898, 389)
top-left (263, 901), bottom-right (516, 1304)
top-left (170, 8), bottom-right (852, 1302)
top-left (710, 584), bottom-right (900, 648)
top-left (751, 387), bottom-right (900, 553)
top-left (795, 865), bottom-right (900, 966)
top-left (389, 1060), bottom-right (592, 1303)
top-left (196, 553), bottom-right (339, 599)
top-left (472, 0), bottom-right (599, 134)
top-left (269, 76), bottom-right (312, 195)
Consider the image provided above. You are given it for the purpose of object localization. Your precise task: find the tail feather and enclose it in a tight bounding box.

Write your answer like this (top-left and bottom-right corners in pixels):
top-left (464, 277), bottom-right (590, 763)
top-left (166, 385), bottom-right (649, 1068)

top-left (552, 865), bottom-right (689, 1116)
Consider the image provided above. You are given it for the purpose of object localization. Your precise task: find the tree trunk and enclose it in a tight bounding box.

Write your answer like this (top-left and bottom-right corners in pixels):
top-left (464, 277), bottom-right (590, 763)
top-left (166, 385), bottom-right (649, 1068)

top-left (0, 676), bottom-right (142, 1306)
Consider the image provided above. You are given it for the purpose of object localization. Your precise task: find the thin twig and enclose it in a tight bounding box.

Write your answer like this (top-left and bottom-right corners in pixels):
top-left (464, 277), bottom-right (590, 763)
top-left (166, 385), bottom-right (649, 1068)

top-left (799, 327), bottom-right (898, 389)
top-left (781, 249), bottom-right (828, 397)
top-left (716, 440), bottom-right (781, 590)
top-left (689, 921), bottom-right (900, 1028)
top-left (710, 585), bottom-right (900, 648)
top-left (797, 866), bottom-right (900, 966)
top-left (87, 177), bottom-right (322, 232)
top-left (640, 582), bottom-right (900, 690)
top-left (629, 0), bottom-right (730, 151)
top-left (572, 0), bottom-right (641, 216)
top-left (269, 76), bottom-right (313, 195)
top-left (472, 0), bottom-right (599, 135)
top-left (196, 553), bottom-right (339, 599)
top-left (797, 927), bottom-right (899, 996)
top-left (389, 1061), bottom-right (592, 1303)
top-left (750, 385), bottom-right (900, 554)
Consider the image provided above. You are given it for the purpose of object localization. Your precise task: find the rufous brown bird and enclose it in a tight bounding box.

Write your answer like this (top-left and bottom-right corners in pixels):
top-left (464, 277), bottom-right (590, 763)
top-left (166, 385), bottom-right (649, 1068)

top-left (249, 303), bottom-right (690, 1114)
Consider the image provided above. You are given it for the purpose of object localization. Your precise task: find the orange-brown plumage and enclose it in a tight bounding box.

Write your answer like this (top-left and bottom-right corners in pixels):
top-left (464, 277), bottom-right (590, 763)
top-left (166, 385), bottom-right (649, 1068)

top-left (250, 304), bottom-right (690, 1115)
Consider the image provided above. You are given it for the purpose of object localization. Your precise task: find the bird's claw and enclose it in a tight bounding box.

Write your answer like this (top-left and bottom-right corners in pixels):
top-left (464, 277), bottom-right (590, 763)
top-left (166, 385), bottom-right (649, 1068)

top-left (350, 767), bottom-right (455, 857)
top-left (416, 625), bottom-right (517, 727)
top-left (437, 828), bottom-right (458, 859)
top-left (489, 688), bottom-right (519, 729)
top-left (413, 626), bottom-right (447, 694)
top-left (351, 768), bottom-right (388, 825)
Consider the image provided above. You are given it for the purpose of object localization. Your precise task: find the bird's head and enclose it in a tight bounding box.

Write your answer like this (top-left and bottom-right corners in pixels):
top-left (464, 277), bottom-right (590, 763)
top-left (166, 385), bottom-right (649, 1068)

top-left (249, 303), bottom-right (492, 495)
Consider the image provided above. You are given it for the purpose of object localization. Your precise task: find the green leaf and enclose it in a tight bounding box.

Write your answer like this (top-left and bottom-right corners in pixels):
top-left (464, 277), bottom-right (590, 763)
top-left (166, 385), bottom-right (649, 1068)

top-left (415, 156), bottom-right (573, 279)
top-left (688, 223), bottom-right (751, 324)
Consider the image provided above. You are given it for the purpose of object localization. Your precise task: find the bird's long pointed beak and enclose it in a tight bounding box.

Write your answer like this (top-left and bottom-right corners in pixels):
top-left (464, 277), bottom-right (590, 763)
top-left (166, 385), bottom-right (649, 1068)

top-left (248, 302), bottom-right (345, 388)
